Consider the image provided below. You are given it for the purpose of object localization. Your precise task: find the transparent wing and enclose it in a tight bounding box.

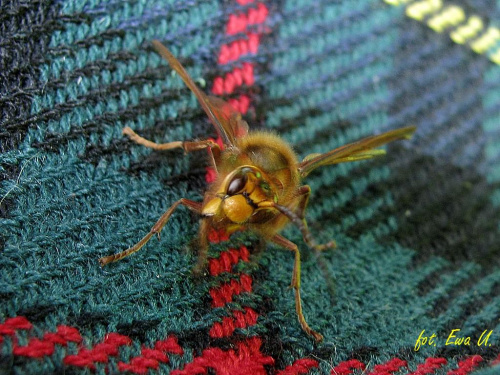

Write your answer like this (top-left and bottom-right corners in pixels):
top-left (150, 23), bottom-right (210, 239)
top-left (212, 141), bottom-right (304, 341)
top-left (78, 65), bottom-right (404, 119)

top-left (298, 126), bottom-right (416, 178)
top-left (206, 96), bottom-right (249, 140)
top-left (152, 40), bottom-right (248, 147)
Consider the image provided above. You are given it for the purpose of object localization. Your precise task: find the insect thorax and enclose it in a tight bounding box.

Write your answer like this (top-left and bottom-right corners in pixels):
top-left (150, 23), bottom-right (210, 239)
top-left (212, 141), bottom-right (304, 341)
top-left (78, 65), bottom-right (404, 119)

top-left (237, 131), bottom-right (300, 194)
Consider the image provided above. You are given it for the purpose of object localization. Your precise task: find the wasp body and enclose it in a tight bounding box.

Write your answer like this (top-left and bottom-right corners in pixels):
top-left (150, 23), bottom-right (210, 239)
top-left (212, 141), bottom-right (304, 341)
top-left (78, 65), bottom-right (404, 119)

top-left (99, 41), bottom-right (416, 342)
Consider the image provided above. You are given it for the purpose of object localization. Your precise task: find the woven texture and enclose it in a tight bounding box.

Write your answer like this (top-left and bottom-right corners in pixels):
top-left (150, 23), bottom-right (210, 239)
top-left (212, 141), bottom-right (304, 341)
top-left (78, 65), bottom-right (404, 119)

top-left (1, 0), bottom-right (500, 374)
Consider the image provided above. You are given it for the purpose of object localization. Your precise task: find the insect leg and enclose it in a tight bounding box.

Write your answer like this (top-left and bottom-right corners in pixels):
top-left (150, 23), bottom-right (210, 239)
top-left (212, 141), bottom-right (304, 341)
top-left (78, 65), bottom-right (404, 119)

top-left (192, 218), bottom-right (210, 274)
top-left (259, 198), bottom-right (337, 302)
top-left (260, 198), bottom-right (334, 252)
top-left (295, 185), bottom-right (336, 251)
top-left (296, 185), bottom-right (337, 301)
top-left (99, 198), bottom-right (202, 267)
top-left (122, 127), bottom-right (221, 169)
top-left (271, 234), bottom-right (323, 342)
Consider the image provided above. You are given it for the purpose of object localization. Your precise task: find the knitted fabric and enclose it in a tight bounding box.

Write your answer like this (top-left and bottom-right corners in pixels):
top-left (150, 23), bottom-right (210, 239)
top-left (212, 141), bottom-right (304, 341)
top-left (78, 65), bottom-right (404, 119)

top-left (1, 0), bottom-right (499, 374)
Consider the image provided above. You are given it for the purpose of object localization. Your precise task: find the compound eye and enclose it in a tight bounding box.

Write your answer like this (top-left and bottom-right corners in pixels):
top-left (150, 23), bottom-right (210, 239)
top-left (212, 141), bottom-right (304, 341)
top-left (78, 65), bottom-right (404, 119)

top-left (227, 174), bottom-right (248, 195)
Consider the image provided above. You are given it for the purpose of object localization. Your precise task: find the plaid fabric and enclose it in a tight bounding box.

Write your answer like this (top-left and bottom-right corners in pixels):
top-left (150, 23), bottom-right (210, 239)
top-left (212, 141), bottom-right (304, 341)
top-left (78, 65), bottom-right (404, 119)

top-left (1, 0), bottom-right (499, 374)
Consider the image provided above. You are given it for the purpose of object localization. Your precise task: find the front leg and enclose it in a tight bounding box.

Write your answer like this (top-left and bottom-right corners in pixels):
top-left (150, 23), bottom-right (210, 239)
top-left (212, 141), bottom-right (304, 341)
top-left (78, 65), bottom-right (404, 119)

top-left (99, 198), bottom-right (201, 266)
top-left (258, 192), bottom-right (337, 305)
top-left (259, 190), bottom-right (335, 252)
top-left (271, 234), bottom-right (323, 342)
top-left (122, 127), bottom-right (221, 170)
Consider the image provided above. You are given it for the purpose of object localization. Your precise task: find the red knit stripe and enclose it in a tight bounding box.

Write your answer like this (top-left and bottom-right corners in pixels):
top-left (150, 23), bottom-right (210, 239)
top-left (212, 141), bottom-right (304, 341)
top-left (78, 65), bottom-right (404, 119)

top-left (368, 357), bottom-right (407, 375)
top-left (117, 336), bottom-right (183, 374)
top-left (63, 333), bottom-right (132, 370)
top-left (331, 359), bottom-right (366, 375)
top-left (13, 325), bottom-right (82, 358)
top-left (447, 356), bottom-right (483, 375)
top-left (209, 307), bottom-right (258, 338)
top-left (277, 358), bottom-right (319, 375)
top-left (406, 357), bottom-right (447, 375)
top-left (210, 273), bottom-right (253, 307)
top-left (209, 245), bottom-right (250, 276)
top-left (170, 337), bottom-right (274, 375)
